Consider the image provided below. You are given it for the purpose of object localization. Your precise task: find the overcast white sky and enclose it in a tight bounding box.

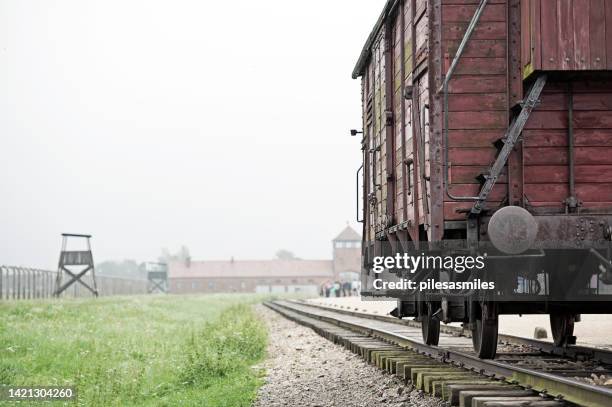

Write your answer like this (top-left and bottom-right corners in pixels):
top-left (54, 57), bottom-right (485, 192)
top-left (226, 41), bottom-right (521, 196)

top-left (0, 0), bottom-right (386, 268)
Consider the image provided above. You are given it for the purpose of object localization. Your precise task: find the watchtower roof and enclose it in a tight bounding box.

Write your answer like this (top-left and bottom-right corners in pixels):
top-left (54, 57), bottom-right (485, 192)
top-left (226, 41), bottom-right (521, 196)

top-left (333, 226), bottom-right (361, 242)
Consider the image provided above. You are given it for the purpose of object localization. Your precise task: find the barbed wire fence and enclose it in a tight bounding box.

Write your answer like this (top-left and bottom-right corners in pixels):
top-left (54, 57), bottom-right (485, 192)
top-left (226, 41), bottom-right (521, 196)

top-left (0, 265), bottom-right (149, 300)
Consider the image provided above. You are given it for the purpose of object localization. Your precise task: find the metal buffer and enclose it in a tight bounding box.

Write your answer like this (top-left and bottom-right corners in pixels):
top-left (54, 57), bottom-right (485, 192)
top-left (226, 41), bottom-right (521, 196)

top-left (145, 262), bottom-right (168, 294)
top-left (471, 74), bottom-right (548, 215)
top-left (54, 233), bottom-right (98, 297)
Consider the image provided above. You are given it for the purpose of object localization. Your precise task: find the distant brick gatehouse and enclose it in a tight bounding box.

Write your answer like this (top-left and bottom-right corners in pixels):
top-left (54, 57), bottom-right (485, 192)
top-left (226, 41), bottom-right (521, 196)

top-left (168, 226), bottom-right (361, 295)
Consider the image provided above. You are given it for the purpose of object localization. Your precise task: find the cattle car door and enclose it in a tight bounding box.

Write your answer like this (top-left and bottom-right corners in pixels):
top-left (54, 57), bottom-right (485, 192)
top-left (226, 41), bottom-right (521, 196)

top-left (366, 32), bottom-right (389, 238)
top-left (410, 0), bottom-right (432, 240)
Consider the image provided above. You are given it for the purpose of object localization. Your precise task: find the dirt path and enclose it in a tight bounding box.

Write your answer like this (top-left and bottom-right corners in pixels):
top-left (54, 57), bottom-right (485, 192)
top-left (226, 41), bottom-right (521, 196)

top-left (253, 305), bottom-right (443, 407)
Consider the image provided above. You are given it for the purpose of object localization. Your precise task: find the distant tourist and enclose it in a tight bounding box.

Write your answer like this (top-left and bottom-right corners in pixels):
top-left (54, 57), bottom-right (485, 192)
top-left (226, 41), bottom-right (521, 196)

top-left (351, 280), bottom-right (360, 296)
top-left (342, 281), bottom-right (351, 297)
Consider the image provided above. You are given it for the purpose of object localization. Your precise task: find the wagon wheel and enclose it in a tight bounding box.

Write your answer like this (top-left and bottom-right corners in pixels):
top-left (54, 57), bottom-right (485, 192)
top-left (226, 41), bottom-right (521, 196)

top-left (421, 301), bottom-right (440, 346)
top-left (550, 313), bottom-right (576, 347)
top-left (472, 302), bottom-right (498, 359)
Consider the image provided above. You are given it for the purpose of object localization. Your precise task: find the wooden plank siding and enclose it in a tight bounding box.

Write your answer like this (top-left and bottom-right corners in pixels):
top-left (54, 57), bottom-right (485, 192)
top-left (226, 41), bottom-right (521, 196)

top-left (442, 0), bottom-right (509, 220)
top-left (522, 0), bottom-right (612, 76)
top-left (523, 80), bottom-right (612, 209)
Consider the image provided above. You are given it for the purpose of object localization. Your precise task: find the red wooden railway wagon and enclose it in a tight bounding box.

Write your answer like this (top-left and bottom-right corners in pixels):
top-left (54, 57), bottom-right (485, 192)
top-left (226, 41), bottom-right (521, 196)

top-left (353, 0), bottom-right (612, 358)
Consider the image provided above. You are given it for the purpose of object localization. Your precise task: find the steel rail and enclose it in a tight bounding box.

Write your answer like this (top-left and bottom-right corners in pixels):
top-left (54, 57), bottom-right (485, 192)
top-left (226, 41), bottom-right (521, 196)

top-left (293, 300), bottom-right (612, 365)
top-left (269, 300), bottom-right (612, 407)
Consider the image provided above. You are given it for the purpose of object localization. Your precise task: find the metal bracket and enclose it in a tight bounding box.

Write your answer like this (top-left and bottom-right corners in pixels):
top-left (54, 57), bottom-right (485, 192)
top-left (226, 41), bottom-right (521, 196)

top-left (385, 110), bottom-right (394, 126)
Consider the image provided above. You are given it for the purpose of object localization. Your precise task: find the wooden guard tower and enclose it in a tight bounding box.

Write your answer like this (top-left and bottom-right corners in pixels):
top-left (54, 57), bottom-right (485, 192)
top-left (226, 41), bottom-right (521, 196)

top-left (146, 262), bottom-right (168, 294)
top-left (54, 233), bottom-right (98, 297)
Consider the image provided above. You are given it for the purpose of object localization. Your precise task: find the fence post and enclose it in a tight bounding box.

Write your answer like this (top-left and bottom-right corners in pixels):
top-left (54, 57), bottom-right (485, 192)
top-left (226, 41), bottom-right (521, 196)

top-left (14, 267), bottom-right (18, 300)
top-left (45, 270), bottom-right (49, 298)
top-left (0, 266), bottom-right (4, 300)
top-left (15, 267), bottom-right (19, 300)
top-left (47, 270), bottom-right (52, 298)
top-left (35, 269), bottom-right (40, 298)
top-left (21, 267), bottom-right (29, 300)
top-left (0, 265), bottom-right (3, 300)
top-left (24, 268), bottom-right (28, 299)
top-left (21, 267), bottom-right (27, 300)
top-left (16, 267), bottom-right (21, 300)
top-left (19, 267), bottom-right (23, 300)
top-left (12, 267), bottom-right (16, 299)
top-left (23, 268), bottom-right (28, 299)
top-left (47, 270), bottom-right (53, 298)
top-left (33, 269), bottom-right (38, 298)
top-left (28, 268), bottom-right (32, 299)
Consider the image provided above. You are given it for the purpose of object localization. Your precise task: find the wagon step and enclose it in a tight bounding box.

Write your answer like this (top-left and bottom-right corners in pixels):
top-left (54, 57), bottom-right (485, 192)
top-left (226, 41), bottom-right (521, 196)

top-left (470, 74), bottom-right (548, 216)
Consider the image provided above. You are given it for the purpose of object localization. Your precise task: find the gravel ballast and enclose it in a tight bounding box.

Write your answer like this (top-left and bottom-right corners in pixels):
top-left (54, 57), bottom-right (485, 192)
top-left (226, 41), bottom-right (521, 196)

top-left (254, 305), bottom-right (444, 407)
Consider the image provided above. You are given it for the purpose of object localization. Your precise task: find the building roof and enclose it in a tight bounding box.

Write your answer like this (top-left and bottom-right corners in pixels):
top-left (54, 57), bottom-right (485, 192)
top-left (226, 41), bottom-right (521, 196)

top-left (333, 225), bottom-right (361, 242)
top-left (168, 259), bottom-right (333, 279)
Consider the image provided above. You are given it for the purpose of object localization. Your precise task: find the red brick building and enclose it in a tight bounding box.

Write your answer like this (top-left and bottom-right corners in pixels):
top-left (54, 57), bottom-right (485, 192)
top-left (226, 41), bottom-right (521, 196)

top-left (168, 226), bottom-right (361, 295)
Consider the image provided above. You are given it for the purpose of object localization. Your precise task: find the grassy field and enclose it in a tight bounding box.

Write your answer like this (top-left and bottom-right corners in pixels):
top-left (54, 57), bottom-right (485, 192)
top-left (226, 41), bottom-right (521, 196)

top-left (0, 294), bottom-right (270, 406)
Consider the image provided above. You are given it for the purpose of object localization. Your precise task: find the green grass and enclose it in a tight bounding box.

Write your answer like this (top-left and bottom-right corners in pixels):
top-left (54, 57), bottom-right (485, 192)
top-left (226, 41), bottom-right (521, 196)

top-left (0, 294), bottom-right (270, 406)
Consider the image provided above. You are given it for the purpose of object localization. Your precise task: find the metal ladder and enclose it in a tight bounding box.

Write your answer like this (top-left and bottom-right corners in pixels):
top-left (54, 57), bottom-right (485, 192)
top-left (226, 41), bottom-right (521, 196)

top-left (470, 74), bottom-right (548, 215)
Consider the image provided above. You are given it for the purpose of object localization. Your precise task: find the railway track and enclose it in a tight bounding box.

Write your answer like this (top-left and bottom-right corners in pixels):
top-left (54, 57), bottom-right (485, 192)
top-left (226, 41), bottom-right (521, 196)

top-left (264, 300), bottom-right (612, 407)
top-left (300, 301), bottom-right (612, 365)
